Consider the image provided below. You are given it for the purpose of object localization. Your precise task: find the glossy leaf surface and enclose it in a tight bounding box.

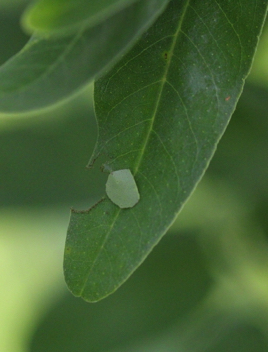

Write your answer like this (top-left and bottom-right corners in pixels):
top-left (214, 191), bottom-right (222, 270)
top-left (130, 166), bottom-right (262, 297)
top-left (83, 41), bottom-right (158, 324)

top-left (64, 0), bottom-right (268, 302)
top-left (0, 0), bottom-right (168, 112)
top-left (22, 0), bottom-right (140, 36)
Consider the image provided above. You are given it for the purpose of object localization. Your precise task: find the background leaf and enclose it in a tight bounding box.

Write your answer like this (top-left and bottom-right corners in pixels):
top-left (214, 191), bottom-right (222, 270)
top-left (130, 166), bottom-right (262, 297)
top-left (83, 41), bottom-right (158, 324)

top-left (0, 0), bottom-right (168, 113)
top-left (0, 0), bottom-right (29, 8)
top-left (64, 0), bottom-right (268, 302)
top-left (22, 0), bottom-right (140, 36)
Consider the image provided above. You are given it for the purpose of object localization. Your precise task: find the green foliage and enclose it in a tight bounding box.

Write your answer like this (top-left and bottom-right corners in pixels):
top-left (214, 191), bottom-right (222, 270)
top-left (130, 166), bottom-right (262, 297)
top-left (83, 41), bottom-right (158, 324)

top-left (1, 0), bottom-right (268, 346)
top-left (0, 0), bottom-right (168, 112)
top-left (64, 0), bottom-right (268, 302)
top-left (0, 0), bottom-right (268, 333)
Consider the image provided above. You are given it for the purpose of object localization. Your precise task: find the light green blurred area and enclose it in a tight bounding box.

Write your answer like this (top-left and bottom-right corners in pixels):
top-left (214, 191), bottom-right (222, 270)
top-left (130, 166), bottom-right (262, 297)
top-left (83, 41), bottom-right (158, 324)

top-left (1, 4), bottom-right (268, 352)
top-left (249, 21), bottom-right (268, 87)
top-left (0, 207), bottom-right (67, 352)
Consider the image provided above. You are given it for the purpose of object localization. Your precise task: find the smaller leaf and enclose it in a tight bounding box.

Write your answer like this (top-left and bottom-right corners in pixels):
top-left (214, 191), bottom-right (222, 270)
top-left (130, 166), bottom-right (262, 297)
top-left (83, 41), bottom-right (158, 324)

top-left (22, 0), bottom-right (140, 36)
top-left (0, 0), bottom-right (169, 112)
top-left (106, 169), bottom-right (140, 209)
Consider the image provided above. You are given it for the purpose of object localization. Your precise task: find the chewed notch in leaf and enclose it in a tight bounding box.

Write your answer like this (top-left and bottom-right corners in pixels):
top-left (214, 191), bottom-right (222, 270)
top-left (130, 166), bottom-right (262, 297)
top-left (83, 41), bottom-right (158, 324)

top-left (105, 169), bottom-right (140, 208)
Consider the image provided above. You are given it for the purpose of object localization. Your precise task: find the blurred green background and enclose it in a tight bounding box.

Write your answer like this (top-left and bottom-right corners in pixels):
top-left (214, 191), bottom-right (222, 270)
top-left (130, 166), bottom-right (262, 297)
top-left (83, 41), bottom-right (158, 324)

top-left (1, 2), bottom-right (268, 352)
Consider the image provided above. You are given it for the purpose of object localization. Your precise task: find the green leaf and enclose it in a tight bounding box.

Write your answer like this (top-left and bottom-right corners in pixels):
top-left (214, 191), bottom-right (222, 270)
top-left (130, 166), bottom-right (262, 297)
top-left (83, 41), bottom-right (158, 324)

top-left (0, 0), bottom-right (168, 113)
top-left (22, 0), bottom-right (140, 36)
top-left (64, 0), bottom-right (268, 302)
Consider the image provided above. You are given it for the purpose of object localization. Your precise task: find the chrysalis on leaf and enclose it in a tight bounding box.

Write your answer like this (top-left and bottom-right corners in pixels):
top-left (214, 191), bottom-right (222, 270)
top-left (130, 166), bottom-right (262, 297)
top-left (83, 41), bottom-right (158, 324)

top-left (105, 169), bottom-right (140, 209)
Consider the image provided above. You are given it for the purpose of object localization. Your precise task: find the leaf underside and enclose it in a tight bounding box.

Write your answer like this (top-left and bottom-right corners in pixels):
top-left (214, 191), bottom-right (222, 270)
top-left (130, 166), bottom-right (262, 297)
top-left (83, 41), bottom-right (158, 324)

top-left (0, 0), bottom-right (168, 113)
top-left (22, 0), bottom-right (140, 36)
top-left (64, 0), bottom-right (268, 302)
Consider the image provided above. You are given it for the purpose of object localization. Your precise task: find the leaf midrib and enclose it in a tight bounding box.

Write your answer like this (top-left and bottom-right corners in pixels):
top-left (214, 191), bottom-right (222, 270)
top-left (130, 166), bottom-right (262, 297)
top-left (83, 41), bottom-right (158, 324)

top-left (79, 0), bottom-right (191, 298)
top-left (79, 208), bottom-right (121, 296)
top-left (133, 0), bottom-right (191, 175)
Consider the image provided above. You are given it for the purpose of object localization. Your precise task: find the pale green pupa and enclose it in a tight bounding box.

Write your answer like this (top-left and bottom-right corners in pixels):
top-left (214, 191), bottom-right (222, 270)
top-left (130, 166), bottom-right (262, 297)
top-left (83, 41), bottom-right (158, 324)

top-left (105, 169), bottom-right (140, 208)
